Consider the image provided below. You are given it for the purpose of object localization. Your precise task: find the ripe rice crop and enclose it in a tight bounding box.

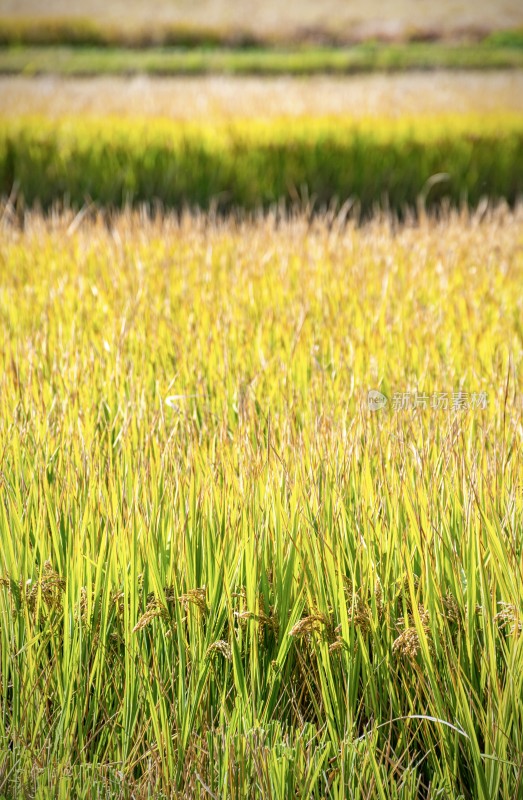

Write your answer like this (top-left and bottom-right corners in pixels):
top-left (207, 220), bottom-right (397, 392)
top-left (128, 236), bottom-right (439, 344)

top-left (1, 73), bottom-right (522, 122)
top-left (0, 206), bottom-right (522, 798)
top-left (1, 114), bottom-right (523, 213)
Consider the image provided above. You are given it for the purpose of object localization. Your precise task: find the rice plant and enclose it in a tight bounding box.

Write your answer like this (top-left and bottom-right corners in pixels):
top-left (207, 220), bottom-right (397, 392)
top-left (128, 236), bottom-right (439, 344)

top-left (1, 113), bottom-right (522, 212)
top-left (0, 206), bottom-right (522, 798)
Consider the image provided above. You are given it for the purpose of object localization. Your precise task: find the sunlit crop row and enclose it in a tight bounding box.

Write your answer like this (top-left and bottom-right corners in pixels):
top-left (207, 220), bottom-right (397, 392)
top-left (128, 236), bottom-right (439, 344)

top-left (0, 207), bottom-right (522, 797)
top-left (1, 113), bottom-right (522, 212)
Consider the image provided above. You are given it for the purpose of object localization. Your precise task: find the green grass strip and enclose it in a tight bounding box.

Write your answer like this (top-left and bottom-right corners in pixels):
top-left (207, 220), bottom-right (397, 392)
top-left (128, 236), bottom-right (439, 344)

top-left (1, 115), bottom-right (522, 212)
top-left (1, 16), bottom-right (523, 50)
top-left (2, 42), bottom-right (523, 76)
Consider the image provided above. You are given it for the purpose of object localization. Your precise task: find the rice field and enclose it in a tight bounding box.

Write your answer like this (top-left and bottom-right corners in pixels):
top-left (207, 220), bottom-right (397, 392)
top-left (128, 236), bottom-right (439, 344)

top-left (2, 113), bottom-right (523, 214)
top-left (1, 71), bottom-right (523, 120)
top-left (0, 205), bottom-right (522, 798)
top-left (2, 8), bottom-right (523, 792)
top-left (3, 0), bottom-right (523, 40)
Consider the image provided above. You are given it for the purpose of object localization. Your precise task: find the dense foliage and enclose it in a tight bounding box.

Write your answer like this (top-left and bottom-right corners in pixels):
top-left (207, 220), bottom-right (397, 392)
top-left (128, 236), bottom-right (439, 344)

top-left (0, 209), bottom-right (522, 798)
top-left (1, 115), bottom-right (522, 213)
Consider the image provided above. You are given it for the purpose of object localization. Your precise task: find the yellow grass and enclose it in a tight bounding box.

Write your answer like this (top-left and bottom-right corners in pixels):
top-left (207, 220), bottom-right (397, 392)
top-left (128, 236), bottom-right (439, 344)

top-left (1, 206), bottom-right (522, 797)
top-left (1, 71), bottom-right (522, 120)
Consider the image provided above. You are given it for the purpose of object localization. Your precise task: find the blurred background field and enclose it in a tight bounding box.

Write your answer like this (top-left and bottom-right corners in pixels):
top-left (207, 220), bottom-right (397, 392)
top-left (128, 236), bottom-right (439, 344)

top-left (0, 1), bottom-right (522, 223)
top-left (0, 0), bottom-right (522, 222)
top-left (1, 72), bottom-right (522, 119)
top-left (2, 114), bottom-right (522, 214)
top-left (1, 0), bottom-right (523, 75)
top-left (2, 0), bottom-right (523, 42)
